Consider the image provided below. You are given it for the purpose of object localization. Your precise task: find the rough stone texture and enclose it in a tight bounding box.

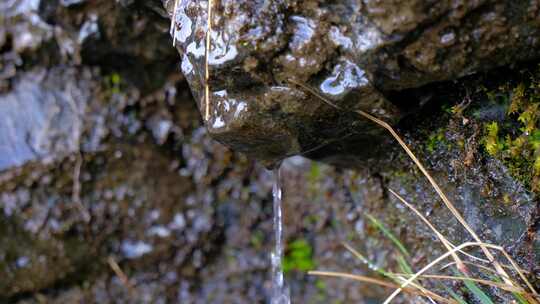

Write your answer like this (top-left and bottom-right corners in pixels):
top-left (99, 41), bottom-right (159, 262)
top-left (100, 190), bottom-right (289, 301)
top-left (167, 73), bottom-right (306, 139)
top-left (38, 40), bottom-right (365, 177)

top-left (169, 0), bottom-right (540, 165)
top-left (1, 0), bottom-right (540, 303)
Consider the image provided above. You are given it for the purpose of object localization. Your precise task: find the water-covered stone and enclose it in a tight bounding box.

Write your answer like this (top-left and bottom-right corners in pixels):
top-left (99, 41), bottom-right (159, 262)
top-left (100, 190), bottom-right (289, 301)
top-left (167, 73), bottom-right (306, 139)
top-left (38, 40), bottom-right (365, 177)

top-left (167, 0), bottom-right (540, 165)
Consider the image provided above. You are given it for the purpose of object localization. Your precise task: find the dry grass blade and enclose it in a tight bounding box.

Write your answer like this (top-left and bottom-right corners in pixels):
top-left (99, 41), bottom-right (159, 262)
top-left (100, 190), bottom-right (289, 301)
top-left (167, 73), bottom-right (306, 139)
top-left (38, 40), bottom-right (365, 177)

top-left (388, 188), bottom-right (465, 272)
top-left (72, 153), bottom-right (90, 222)
top-left (107, 256), bottom-right (136, 297)
top-left (397, 273), bottom-right (536, 295)
top-left (310, 270), bottom-right (398, 289)
top-left (288, 79), bottom-right (341, 109)
top-left (343, 243), bottom-right (451, 304)
top-left (291, 64), bottom-right (538, 302)
top-left (291, 80), bottom-right (466, 278)
top-left (496, 247), bottom-right (539, 297)
top-left (390, 188), bottom-right (508, 270)
top-left (309, 270), bottom-right (457, 304)
top-left (344, 242), bottom-right (537, 302)
top-left (440, 247), bottom-right (539, 303)
top-left (204, 0), bottom-right (213, 121)
top-left (390, 189), bottom-right (537, 298)
top-left (343, 243), bottom-right (368, 263)
top-left (382, 242), bottom-right (533, 304)
top-left (355, 109), bottom-right (515, 289)
top-left (440, 261), bottom-right (529, 277)
top-left (393, 276), bottom-right (443, 304)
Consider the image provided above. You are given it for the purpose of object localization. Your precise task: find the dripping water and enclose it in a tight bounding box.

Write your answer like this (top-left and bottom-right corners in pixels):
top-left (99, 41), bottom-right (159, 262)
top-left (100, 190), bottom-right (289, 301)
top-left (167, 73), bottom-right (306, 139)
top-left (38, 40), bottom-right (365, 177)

top-left (271, 166), bottom-right (291, 304)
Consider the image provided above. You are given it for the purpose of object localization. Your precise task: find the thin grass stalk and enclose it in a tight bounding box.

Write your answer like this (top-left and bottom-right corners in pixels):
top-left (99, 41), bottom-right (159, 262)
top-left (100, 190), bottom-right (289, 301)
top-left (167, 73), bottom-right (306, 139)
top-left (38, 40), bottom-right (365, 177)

top-left (382, 242), bottom-right (530, 304)
top-left (390, 189), bottom-right (537, 300)
top-left (497, 248), bottom-right (539, 297)
top-left (396, 273), bottom-right (535, 295)
top-left (440, 261), bottom-right (529, 277)
top-left (395, 278), bottom-right (439, 304)
top-left (388, 188), bottom-right (467, 272)
top-left (291, 61), bottom-right (538, 303)
top-left (392, 275), bottom-right (440, 304)
top-left (343, 243), bottom-right (439, 303)
top-left (309, 270), bottom-right (457, 304)
top-left (345, 243), bottom-right (537, 302)
top-left (389, 188), bottom-right (506, 270)
top-left (291, 80), bottom-right (466, 274)
top-left (355, 109), bottom-right (514, 288)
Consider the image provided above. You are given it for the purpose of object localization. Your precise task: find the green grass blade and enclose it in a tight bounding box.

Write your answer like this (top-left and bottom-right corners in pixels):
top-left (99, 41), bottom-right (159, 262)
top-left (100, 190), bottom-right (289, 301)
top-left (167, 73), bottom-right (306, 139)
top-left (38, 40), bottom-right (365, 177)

top-left (396, 254), bottom-right (413, 275)
top-left (490, 273), bottom-right (529, 304)
top-left (462, 278), bottom-right (495, 304)
top-left (512, 292), bottom-right (529, 304)
top-left (346, 245), bottom-right (391, 277)
top-left (344, 245), bottom-right (409, 287)
top-left (443, 286), bottom-right (469, 304)
top-left (365, 213), bottom-right (410, 257)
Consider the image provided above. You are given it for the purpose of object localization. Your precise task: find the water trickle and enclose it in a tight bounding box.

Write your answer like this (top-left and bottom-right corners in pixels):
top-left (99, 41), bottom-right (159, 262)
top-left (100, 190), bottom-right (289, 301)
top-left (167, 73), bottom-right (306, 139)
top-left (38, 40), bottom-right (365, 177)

top-left (271, 167), bottom-right (291, 304)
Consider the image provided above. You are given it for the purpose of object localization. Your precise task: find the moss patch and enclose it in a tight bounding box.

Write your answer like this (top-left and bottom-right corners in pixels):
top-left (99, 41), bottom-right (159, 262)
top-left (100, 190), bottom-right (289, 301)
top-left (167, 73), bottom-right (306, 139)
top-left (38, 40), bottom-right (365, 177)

top-left (425, 128), bottom-right (448, 153)
top-left (283, 239), bottom-right (315, 273)
top-left (481, 66), bottom-right (540, 191)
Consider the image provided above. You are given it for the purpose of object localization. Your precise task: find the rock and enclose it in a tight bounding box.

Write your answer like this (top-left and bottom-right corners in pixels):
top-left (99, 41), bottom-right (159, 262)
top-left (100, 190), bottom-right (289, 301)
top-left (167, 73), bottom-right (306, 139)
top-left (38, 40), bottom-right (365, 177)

top-left (361, 1), bottom-right (540, 90)
top-left (168, 0), bottom-right (540, 165)
top-left (0, 68), bottom-right (94, 170)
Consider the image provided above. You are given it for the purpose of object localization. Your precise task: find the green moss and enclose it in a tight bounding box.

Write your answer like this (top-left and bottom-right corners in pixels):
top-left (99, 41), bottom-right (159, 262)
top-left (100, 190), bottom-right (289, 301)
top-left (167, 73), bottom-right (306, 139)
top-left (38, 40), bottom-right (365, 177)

top-left (484, 122), bottom-right (503, 155)
top-left (425, 128), bottom-right (447, 153)
top-left (481, 67), bottom-right (540, 191)
top-left (283, 239), bottom-right (315, 273)
top-left (309, 163), bottom-right (321, 185)
top-left (315, 279), bottom-right (326, 291)
top-left (308, 162), bottom-right (322, 195)
top-left (104, 72), bottom-right (122, 94)
top-left (250, 230), bottom-right (264, 249)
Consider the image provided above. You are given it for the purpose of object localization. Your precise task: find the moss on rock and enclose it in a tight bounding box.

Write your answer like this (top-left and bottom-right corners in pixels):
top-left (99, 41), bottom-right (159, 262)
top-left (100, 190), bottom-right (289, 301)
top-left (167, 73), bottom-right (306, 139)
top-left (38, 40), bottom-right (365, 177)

top-left (481, 65), bottom-right (540, 192)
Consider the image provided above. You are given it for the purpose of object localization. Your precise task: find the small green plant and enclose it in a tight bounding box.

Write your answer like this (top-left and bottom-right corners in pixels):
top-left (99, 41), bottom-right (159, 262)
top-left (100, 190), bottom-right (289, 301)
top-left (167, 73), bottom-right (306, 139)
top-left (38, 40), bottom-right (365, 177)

top-left (484, 122), bottom-right (503, 155)
top-left (105, 72), bottom-right (122, 95)
top-left (283, 239), bottom-right (315, 273)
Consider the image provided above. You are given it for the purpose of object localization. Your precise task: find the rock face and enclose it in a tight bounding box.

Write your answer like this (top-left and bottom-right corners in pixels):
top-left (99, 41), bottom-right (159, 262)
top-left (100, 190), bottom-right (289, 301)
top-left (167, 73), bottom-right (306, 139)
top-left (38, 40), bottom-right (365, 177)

top-left (168, 0), bottom-right (540, 165)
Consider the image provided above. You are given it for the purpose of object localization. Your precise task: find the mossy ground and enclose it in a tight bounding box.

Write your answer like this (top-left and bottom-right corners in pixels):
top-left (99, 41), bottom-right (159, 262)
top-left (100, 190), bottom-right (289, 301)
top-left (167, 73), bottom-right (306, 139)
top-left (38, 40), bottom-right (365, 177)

top-left (479, 65), bottom-right (540, 192)
top-left (413, 63), bottom-right (540, 195)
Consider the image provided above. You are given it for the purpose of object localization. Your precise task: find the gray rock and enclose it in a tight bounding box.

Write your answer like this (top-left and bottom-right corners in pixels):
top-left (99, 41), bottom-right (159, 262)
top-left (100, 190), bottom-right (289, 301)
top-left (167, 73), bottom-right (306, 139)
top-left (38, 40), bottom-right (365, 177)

top-left (0, 69), bottom-right (90, 170)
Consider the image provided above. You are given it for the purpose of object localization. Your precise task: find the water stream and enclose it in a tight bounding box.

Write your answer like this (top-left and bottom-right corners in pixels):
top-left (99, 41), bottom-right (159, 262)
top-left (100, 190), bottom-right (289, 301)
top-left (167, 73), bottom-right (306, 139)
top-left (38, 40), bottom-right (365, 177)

top-left (271, 167), bottom-right (291, 304)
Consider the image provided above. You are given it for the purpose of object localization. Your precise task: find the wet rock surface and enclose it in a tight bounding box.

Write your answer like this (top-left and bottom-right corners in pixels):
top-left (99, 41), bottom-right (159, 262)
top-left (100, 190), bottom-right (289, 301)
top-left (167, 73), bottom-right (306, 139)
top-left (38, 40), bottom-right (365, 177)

top-left (169, 0), bottom-right (540, 165)
top-left (0, 0), bottom-right (539, 303)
